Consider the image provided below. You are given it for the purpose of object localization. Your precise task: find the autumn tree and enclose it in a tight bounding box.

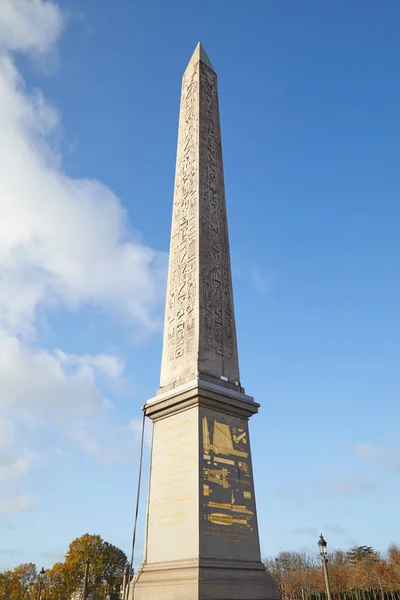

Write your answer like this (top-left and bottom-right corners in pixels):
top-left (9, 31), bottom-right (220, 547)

top-left (263, 543), bottom-right (400, 599)
top-left (5, 537), bottom-right (400, 600)
top-left (388, 544), bottom-right (400, 588)
top-left (0, 570), bottom-right (14, 600)
top-left (0, 534), bottom-right (128, 600)
top-left (265, 551), bottom-right (318, 598)
top-left (63, 533), bottom-right (128, 596)
top-left (0, 564), bottom-right (38, 600)
top-left (45, 562), bottom-right (68, 600)
top-left (64, 533), bottom-right (104, 594)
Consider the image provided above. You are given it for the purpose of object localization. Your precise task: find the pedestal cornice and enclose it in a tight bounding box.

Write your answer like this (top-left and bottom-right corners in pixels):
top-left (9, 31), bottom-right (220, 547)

top-left (145, 377), bottom-right (259, 422)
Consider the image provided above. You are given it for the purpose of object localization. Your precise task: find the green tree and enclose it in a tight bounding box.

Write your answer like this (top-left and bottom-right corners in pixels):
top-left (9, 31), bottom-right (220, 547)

top-left (102, 543), bottom-right (128, 592)
top-left (347, 546), bottom-right (375, 565)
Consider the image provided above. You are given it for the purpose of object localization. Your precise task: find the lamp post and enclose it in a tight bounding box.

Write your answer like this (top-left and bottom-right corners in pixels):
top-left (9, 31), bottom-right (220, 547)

top-left (122, 566), bottom-right (130, 600)
top-left (82, 560), bottom-right (91, 600)
top-left (37, 568), bottom-right (45, 600)
top-left (318, 534), bottom-right (332, 600)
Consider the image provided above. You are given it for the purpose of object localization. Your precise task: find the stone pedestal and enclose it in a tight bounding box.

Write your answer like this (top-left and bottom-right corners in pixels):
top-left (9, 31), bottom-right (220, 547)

top-left (130, 379), bottom-right (279, 600)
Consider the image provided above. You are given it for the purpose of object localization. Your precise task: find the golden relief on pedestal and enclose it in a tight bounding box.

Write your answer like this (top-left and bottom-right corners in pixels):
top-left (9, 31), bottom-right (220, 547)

top-left (203, 416), bottom-right (248, 458)
top-left (202, 415), bottom-right (255, 535)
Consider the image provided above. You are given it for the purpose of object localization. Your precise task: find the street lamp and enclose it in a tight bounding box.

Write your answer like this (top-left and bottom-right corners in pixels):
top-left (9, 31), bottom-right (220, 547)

top-left (318, 535), bottom-right (332, 600)
top-left (37, 568), bottom-right (45, 600)
top-left (122, 566), bottom-right (130, 600)
top-left (82, 560), bottom-right (91, 600)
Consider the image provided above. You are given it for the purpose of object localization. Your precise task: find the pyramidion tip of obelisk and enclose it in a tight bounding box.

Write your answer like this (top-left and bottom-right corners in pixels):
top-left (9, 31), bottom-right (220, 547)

top-left (185, 41), bottom-right (215, 73)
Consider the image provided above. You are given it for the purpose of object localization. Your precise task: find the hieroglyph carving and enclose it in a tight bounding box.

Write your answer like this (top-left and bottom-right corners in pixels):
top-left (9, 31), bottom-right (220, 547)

top-left (160, 59), bottom-right (240, 388)
top-left (160, 63), bottom-right (199, 388)
top-left (198, 63), bottom-right (239, 382)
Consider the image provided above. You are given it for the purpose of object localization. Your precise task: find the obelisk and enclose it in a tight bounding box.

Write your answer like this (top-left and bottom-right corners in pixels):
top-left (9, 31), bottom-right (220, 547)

top-left (131, 43), bottom-right (279, 600)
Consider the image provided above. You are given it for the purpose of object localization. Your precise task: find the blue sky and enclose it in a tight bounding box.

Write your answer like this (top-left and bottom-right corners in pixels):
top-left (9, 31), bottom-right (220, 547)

top-left (1, 0), bottom-right (400, 569)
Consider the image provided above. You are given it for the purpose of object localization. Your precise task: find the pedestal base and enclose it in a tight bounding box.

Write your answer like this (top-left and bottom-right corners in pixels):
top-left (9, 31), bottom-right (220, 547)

top-left (130, 558), bottom-right (279, 600)
top-left (130, 380), bottom-right (280, 600)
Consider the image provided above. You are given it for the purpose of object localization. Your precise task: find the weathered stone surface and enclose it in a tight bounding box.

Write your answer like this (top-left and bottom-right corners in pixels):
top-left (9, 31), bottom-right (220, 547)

top-left (159, 42), bottom-right (240, 391)
top-left (130, 43), bottom-right (279, 600)
top-left (131, 382), bottom-right (279, 599)
top-left (145, 406), bottom-right (199, 564)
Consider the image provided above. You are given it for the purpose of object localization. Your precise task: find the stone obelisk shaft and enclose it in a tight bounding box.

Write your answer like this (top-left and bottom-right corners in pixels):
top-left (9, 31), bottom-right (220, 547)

top-left (160, 44), bottom-right (240, 391)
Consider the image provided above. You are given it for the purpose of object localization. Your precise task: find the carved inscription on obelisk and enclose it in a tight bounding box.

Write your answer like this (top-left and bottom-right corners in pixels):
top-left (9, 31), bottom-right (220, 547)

top-left (159, 61), bottom-right (199, 389)
top-left (160, 46), bottom-right (240, 389)
top-left (198, 62), bottom-right (239, 383)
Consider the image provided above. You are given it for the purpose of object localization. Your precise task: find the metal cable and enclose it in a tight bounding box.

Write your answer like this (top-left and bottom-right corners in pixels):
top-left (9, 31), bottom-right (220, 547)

top-left (126, 406), bottom-right (146, 599)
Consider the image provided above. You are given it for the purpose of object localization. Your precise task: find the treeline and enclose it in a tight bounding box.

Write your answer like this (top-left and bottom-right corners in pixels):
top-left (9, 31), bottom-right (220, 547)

top-left (0, 534), bottom-right (128, 600)
top-left (3, 537), bottom-right (400, 600)
top-left (265, 545), bottom-right (400, 599)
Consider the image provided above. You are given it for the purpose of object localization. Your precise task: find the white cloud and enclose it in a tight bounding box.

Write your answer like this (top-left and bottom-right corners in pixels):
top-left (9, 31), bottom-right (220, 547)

top-left (0, 52), bottom-right (166, 338)
top-left (250, 266), bottom-right (272, 294)
top-left (55, 350), bottom-right (125, 382)
top-left (0, 451), bottom-right (31, 482)
top-left (69, 419), bottom-right (148, 464)
top-left (0, 494), bottom-right (32, 514)
top-left (0, 0), bottom-right (166, 510)
top-left (0, 331), bottom-right (109, 416)
top-left (332, 477), bottom-right (375, 495)
top-left (128, 417), bottom-right (153, 449)
top-left (0, 329), bottom-right (134, 512)
top-left (0, 416), bottom-right (34, 484)
top-left (350, 442), bottom-right (400, 473)
top-left (0, 0), bottom-right (63, 55)
top-left (351, 442), bottom-right (379, 460)
top-left (0, 330), bottom-right (145, 469)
